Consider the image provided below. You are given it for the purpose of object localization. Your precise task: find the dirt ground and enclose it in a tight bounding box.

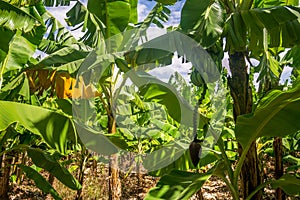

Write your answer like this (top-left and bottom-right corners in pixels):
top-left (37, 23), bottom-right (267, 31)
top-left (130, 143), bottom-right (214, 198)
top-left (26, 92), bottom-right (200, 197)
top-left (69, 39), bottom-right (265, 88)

top-left (7, 154), bottom-right (300, 200)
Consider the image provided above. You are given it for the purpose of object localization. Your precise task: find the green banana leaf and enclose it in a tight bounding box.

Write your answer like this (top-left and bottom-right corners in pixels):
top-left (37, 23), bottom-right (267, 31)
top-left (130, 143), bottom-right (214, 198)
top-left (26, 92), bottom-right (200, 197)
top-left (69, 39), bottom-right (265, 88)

top-left (180, 0), bottom-right (225, 48)
top-left (66, 1), bottom-right (105, 47)
top-left (235, 82), bottom-right (300, 149)
top-left (253, 0), bottom-right (299, 8)
top-left (127, 70), bottom-right (209, 128)
top-left (0, 0), bottom-right (40, 32)
top-left (0, 101), bottom-right (77, 153)
top-left (0, 72), bottom-right (30, 100)
top-left (74, 123), bottom-right (119, 155)
top-left (149, 149), bottom-right (218, 177)
top-left (38, 46), bottom-right (89, 67)
top-left (0, 29), bottom-right (14, 59)
top-left (38, 10), bottom-right (80, 54)
top-left (35, 46), bottom-right (89, 76)
top-left (143, 140), bottom-right (189, 173)
top-left (138, 3), bottom-right (170, 29)
top-left (1, 31), bottom-right (36, 73)
top-left (145, 170), bottom-right (212, 200)
top-left (155, 0), bottom-right (177, 5)
top-left (87, 0), bottom-right (133, 34)
top-left (66, 0), bottom-right (136, 47)
top-left (0, 1), bottom-right (45, 48)
top-left (283, 46), bottom-right (300, 69)
top-left (19, 164), bottom-right (62, 200)
top-left (27, 148), bottom-right (81, 190)
top-left (270, 174), bottom-right (300, 195)
top-left (44, 0), bottom-right (73, 7)
top-left (128, 0), bottom-right (138, 24)
top-left (180, 0), bottom-right (211, 32)
top-left (227, 6), bottom-right (300, 52)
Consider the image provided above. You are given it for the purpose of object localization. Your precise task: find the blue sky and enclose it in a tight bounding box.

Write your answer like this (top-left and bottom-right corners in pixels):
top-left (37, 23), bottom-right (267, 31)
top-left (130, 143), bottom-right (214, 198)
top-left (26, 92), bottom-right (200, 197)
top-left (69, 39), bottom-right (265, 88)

top-left (138, 0), bottom-right (185, 25)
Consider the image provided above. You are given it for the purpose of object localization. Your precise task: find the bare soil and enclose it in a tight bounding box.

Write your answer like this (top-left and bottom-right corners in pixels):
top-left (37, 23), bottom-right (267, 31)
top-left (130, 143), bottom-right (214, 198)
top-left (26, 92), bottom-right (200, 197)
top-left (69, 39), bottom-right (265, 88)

top-left (7, 153), bottom-right (300, 200)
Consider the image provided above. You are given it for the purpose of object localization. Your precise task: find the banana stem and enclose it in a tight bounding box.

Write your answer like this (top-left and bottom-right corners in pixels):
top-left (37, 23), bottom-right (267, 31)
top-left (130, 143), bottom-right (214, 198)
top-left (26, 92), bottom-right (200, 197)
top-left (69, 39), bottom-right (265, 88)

top-left (193, 85), bottom-right (207, 141)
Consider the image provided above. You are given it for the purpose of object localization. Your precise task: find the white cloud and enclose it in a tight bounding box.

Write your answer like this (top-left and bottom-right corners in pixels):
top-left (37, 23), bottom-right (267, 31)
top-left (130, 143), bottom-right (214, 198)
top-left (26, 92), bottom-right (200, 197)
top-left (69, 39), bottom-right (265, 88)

top-left (149, 54), bottom-right (192, 83)
top-left (46, 6), bottom-right (72, 28)
top-left (165, 1), bottom-right (185, 26)
top-left (138, 3), bottom-right (149, 22)
top-left (46, 1), bottom-right (86, 39)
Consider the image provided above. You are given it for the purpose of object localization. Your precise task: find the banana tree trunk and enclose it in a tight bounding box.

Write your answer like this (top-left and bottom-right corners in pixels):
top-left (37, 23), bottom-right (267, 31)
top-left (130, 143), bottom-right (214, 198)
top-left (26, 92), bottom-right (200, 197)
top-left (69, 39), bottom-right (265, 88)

top-left (0, 153), bottom-right (13, 200)
top-left (75, 149), bottom-right (88, 200)
top-left (108, 117), bottom-right (121, 200)
top-left (228, 52), bottom-right (262, 199)
top-left (274, 137), bottom-right (285, 200)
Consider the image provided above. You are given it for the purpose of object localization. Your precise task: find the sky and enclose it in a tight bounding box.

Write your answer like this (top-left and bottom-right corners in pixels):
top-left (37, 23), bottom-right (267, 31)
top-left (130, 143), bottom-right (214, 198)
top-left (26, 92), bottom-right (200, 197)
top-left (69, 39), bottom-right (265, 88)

top-left (137, 0), bottom-right (184, 25)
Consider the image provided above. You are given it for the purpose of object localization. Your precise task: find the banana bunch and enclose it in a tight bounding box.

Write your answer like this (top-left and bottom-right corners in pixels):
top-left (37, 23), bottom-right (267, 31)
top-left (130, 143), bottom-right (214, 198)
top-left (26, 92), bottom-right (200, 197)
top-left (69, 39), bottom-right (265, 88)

top-left (189, 42), bottom-right (223, 85)
top-left (206, 39), bottom-right (224, 73)
top-left (190, 68), bottom-right (205, 87)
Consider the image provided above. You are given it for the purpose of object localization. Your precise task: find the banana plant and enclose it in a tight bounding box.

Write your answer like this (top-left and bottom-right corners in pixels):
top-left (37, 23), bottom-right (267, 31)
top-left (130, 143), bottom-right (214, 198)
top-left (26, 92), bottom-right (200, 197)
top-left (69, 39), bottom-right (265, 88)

top-left (0, 0), bottom-right (87, 198)
top-left (177, 0), bottom-right (300, 198)
top-left (145, 78), bottom-right (300, 200)
top-left (0, 0), bottom-right (175, 198)
top-left (60, 0), bottom-right (179, 199)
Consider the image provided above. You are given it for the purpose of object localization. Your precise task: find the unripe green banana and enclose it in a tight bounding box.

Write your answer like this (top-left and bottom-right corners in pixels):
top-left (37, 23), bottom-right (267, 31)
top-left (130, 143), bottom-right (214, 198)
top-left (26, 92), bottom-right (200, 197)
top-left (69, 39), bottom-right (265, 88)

top-left (190, 69), bottom-right (204, 87)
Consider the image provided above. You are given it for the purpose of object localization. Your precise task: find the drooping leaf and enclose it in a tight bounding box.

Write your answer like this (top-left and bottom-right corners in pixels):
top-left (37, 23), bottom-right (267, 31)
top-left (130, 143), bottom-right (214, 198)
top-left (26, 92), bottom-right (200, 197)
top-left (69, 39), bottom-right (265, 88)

top-left (74, 123), bottom-right (119, 155)
top-left (125, 48), bottom-right (173, 66)
top-left (0, 28), bottom-right (14, 56)
top-left (226, 12), bottom-right (247, 51)
top-left (43, 0), bottom-right (74, 7)
top-left (283, 46), bottom-right (300, 69)
top-left (229, 6), bottom-right (300, 53)
top-left (145, 170), bottom-right (212, 200)
top-left (0, 1), bottom-right (45, 47)
top-left (37, 46), bottom-right (89, 67)
top-left (270, 174), bottom-right (300, 195)
top-left (27, 148), bottom-right (81, 190)
top-left (128, 70), bottom-right (209, 128)
top-left (236, 82), bottom-right (300, 149)
top-left (253, 0), bottom-right (299, 8)
top-left (0, 0), bottom-right (40, 32)
top-left (256, 51), bottom-right (281, 86)
top-left (38, 10), bottom-right (81, 54)
top-left (128, 0), bottom-right (138, 24)
top-left (180, 0), bottom-right (211, 32)
top-left (0, 101), bottom-right (77, 153)
top-left (65, 1), bottom-right (104, 47)
top-left (181, 1), bottom-right (225, 48)
top-left (0, 72), bottom-right (30, 100)
top-left (149, 149), bottom-right (219, 177)
top-left (19, 164), bottom-right (62, 200)
top-left (138, 3), bottom-right (171, 29)
top-left (143, 140), bottom-right (189, 172)
top-left (1, 31), bottom-right (36, 73)
top-left (66, 0), bottom-right (135, 47)
top-left (155, 0), bottom-right (177, 5)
